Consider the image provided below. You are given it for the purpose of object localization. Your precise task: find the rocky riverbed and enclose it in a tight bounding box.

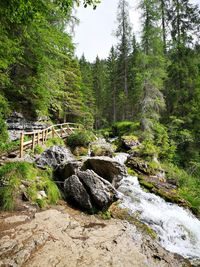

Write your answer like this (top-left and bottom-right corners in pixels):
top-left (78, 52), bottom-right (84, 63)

top-left (0, 203), bottom-right (190, 267)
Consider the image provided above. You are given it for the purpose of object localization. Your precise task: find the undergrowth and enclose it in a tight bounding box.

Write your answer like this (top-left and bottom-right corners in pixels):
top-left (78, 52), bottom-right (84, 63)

top-left (0, 162), bottom-right (60, 210)
top-left (162, 162), bottom-right (200, 214)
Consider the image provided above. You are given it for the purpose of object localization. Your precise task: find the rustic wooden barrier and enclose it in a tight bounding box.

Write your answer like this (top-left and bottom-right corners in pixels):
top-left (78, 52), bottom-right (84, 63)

top-left (19, 122), bottom-right (83, 158)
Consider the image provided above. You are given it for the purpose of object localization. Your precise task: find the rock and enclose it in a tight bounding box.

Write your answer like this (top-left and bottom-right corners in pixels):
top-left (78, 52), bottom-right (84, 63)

top-left (64, 170), bottom-right (118, 211)
top-left (126, 156), bottom-right (152, 175)
top-left (6, 112), bottom-right (49, 141)
top-left (121, 135), bottom-right (141, 151)
top-left (83, 156), bottom-right (128, 187)
top-left (36, 191), bottom-right (47, 200)
top-left (55, 160), bottom-right (82, 184)
top-left (90, 138), bottom-right (115, 157)
top-left (35, 146), bottom-right (75, 169)
top-left (64, 174), bottom-right (93, 210)
top-left (4, 215), bottom-right (30, 224)
top-left (0, 209), bottom-right (191, 267)
top-left (78, 170), bottom-right (118, 210)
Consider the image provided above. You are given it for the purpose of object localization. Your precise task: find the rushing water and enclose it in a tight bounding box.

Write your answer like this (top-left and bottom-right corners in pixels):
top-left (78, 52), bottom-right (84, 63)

top-left (114, 153), bottom-right (200, 264)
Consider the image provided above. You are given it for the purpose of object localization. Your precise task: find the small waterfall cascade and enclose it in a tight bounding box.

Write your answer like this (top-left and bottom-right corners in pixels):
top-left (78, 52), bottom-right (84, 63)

top-left (114, 153), bottom-right (200, 264)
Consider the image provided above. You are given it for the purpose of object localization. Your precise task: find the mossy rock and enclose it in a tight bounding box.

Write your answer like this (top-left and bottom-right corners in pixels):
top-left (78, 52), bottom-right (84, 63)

top-left (109, 203), bottom-right (157, 239)
top-left (90, 143), bottom-right (115, 157)
top-left (73, 146), bottom-right (88, 156)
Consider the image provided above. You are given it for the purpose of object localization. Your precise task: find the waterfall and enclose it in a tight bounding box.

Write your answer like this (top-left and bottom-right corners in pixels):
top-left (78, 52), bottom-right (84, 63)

top-left (114, 153), bottom-right (200, 265)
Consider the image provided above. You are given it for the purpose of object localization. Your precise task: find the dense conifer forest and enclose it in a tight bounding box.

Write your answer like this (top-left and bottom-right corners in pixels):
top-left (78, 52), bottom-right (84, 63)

top-left (1, 0), bottom-right (200, 213)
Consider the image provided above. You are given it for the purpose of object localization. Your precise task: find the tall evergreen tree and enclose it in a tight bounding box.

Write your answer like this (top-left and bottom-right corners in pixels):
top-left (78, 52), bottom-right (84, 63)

top-left (115, 0), bottom-right (132, 120)
top-left (139, 0), bottom-right (166, 138)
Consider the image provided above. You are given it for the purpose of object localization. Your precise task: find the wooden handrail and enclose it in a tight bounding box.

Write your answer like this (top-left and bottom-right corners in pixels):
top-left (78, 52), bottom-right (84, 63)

top-left (19, 122), bottom-right (83, 158)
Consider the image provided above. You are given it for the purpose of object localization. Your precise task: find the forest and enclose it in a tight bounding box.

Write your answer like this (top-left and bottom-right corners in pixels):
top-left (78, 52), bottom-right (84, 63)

top-left (0, 0), bottom-right (200, 211)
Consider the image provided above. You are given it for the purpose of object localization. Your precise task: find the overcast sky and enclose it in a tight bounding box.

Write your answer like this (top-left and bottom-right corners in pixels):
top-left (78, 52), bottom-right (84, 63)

top-left (74, 0), bottom-right (200, 62)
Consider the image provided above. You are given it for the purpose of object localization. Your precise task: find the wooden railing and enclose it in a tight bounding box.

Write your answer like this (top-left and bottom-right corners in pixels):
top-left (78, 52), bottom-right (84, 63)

top-left (19, 122), bottom-right (83, 158)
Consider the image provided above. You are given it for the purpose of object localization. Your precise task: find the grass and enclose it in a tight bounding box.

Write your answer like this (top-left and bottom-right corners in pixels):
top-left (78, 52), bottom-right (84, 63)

top-left (46, 137), bottom-right (65, 147)
top-left (162, 162), bottom-right (200, 214)
top-left (34, 145), bottom-right (44, 154)
top-left (0, 162), bottom-right (60, 210)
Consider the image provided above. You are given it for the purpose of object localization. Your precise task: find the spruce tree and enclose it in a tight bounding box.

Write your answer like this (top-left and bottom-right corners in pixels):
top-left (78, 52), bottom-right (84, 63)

top-left (139, 0), bottom-right (166, 138)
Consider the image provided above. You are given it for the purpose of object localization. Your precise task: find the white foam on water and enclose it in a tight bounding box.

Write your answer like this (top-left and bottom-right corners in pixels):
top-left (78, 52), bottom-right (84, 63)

top-left (114, 153), bottom-right (200, 263)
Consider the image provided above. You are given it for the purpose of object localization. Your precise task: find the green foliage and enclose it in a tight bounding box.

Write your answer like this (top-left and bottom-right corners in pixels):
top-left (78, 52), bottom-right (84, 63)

top-left (34, 145), bottom-right (44, 155)
top-left (0, 95), bottom-right (10, 148)
top-left (112, 121), bottom-right (140, 136)
top-left (162, 162), bottom-right (200, 214)
top-left (0, 162), bottom-right (60, 210)
top-left (46, 137), bottom-right (65, 148)
top-left (67, 130), bottom-right (95, 148)
top-left (99, 210), bottom-right (112, 220)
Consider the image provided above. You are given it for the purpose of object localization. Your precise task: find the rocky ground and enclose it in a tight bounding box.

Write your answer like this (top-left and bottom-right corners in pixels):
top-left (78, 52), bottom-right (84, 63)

top-left (0, 203), bottom-right (190, 267)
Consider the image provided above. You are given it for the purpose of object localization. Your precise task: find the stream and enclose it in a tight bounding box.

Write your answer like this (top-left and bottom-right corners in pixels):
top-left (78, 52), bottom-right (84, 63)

top-left (114, 153), bottom-right (200, 265)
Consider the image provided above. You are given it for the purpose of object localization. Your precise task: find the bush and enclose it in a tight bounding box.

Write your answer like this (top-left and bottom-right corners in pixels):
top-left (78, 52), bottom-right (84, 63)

top-left (112, 121), bottom-right (140, 136)
top-left (0, 162), bottom-right (60, 210)
top-left (67, 130), bottom-right (95, 148)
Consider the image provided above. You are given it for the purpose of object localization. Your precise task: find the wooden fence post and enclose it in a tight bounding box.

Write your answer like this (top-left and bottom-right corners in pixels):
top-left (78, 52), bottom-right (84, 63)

top-left (20, 132), bottom-right (24, 158)
top-left (37, 132), bottom-right (40, 145)
top-left (42, 130), bottom-right (45, 144)
top-left (32, 133), bottom-right (36, 151)
top-left (60, 125), bottom-right (63, 137)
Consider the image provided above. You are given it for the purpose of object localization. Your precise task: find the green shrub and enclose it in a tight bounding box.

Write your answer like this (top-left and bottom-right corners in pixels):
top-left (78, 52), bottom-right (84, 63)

top-left (112, 121), bottom-right (140, 136)
top-left (67, 130), bottom-right (95, 148)
top-left (0, 162), bottom-right (60, 210)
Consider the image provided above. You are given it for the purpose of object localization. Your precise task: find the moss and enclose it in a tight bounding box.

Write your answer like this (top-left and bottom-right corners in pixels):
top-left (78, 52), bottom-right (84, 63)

top-left (121, 135), bottom-right (139, 141)
top-left (99, 210), bottom-right (112, 220)
top-left (73, 146), bottom-right (88, 156)
top-left (109, 203), bottom-right (157, 239)
top-left (139, 179), bottom-right (154, 190)
top-left (127, 167), bottom-right (137, 176)
top-left (0, 162), bottom-right (60, 210)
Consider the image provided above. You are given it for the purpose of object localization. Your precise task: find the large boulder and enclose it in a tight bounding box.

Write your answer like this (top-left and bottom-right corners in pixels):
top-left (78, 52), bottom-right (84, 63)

top-left (82, 156), bottom-right (128, 188)
top-left (35, 146), bottom-right (75, 169)
top-left (64, 174), bottom-right (93, 210)
top-left (64, 170), bottom-right (118, 211)
top-left (55, 160), bottom-right (82, 187)
top-left (90, 138), bottom-right (115, 157)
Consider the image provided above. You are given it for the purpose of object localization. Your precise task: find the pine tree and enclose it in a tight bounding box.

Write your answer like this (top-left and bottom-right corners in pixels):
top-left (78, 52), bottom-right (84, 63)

top-left (106, 46), bottom-right (118, 123)
top-left (115, 0), bottom-right (132, 120)
top-left (139, 0), bottom-right (166, 138)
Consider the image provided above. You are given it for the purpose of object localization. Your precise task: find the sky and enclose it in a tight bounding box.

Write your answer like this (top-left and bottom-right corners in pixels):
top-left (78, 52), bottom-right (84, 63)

top-left (74, 0), bottom-right (200, 62)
